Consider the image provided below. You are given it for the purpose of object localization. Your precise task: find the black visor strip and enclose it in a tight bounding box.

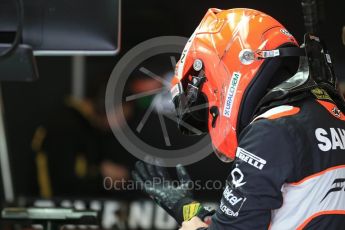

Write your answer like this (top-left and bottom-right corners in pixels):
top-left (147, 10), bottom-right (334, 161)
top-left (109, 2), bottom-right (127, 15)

top-left (278, 47), bottom-right (306, 57)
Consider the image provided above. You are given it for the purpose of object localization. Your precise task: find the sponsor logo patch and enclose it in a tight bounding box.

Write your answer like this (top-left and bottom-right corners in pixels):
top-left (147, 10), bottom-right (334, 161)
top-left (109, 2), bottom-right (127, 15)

top-left (183, 202), bottom-right (202, 221)
top-left (332, 107), bottom-right (341, 118)
top-left (223, 185), bottom-right (246, 207)
top-left (311, 88), bottom-right (332, 101)
top-left (321, 178), bottom-right (345, 202)
top-left (315, 128), bottom-right (345, 151)
top-left (231, 165), bottom-right (246, 188)
top-left (219, 201), bottom-right (239, 217)
top-left (223, 72), bottom-right (241, 118)
top-left (219, 187), bottom-right (246, 218)
top-left (236, 147), bottom-right (267, 170)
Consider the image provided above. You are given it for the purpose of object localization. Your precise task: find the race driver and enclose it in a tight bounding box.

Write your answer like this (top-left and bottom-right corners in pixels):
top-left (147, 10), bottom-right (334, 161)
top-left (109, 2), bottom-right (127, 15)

top-left (132, 8), bottom-right (345, 229)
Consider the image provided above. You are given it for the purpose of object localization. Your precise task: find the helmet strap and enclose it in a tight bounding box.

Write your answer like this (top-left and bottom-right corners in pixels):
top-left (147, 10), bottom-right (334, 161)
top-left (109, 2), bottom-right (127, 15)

top-left (255, 33), bottom-right (344, 115)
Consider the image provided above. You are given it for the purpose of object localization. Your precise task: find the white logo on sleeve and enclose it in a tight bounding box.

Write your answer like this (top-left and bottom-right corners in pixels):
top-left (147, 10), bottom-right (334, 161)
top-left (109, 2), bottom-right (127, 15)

top-left (220, 186), bottom-right (247, 217)
top-left (220, 201), bottom-right (239, 217)
top-left (223, 185), bottom-right (246, 206)
top-left (236, 147), bottom-right (267, 170)
top-left (223, 72), bottom-right (241, 118)
top-left (231, 166), bottom-right (246, 188)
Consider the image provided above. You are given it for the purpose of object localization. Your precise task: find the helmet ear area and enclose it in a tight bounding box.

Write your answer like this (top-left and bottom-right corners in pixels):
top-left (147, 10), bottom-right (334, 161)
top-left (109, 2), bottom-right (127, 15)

top-left (237, 48), bottom-right (300, 133)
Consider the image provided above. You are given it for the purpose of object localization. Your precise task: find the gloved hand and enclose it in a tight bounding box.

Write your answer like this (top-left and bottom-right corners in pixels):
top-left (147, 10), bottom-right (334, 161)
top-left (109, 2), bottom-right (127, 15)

top-left (132, 161), bottom-right (214, 225)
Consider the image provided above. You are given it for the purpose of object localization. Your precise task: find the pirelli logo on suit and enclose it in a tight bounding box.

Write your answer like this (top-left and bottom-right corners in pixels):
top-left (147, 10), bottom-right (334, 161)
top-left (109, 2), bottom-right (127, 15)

top-left (236, 147), bottom-right (267, 170)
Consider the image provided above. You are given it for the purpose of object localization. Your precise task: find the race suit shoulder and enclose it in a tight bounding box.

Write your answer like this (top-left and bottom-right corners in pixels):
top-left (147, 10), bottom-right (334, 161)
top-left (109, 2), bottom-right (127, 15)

top-left (204, 97), bottom-right (345, 230)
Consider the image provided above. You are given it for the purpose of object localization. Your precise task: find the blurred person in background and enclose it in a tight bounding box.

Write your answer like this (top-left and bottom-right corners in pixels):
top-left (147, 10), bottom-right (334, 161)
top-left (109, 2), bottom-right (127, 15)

top-left (31, 76), bottom-right (133, 198)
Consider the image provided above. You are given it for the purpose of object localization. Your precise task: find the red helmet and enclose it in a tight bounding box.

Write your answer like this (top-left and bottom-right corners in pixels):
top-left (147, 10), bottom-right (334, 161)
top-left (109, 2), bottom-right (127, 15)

top-left (171, 8), bottom-right (300, 161)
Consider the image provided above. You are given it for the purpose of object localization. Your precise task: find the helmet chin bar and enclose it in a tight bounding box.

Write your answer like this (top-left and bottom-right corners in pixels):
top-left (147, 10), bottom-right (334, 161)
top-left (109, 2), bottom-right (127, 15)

top-left (256, 33), bottom-right (345, 114)
top-left (213, 145), bottom-right (233, 163)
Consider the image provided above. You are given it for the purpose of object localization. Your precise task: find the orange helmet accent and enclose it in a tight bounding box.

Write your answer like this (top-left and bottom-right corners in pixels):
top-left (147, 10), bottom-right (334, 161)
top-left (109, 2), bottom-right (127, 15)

top-left (171, 8), bottom-right (299, 161)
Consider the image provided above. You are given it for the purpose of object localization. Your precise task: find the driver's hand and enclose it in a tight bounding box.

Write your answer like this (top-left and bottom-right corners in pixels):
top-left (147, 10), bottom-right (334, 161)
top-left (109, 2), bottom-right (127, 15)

top-left (179, 216), bottom-right (208, 230)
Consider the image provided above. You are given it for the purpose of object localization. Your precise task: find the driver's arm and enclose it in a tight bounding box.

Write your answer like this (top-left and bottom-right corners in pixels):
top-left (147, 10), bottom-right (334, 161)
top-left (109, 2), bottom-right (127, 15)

top-left (183, 119), bottom-right (297, 230)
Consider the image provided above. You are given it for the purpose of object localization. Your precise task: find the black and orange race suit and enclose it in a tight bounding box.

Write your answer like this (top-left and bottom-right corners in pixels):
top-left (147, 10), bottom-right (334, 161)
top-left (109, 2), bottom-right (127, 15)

top-left (202, 95), bottom-right (345, 230)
